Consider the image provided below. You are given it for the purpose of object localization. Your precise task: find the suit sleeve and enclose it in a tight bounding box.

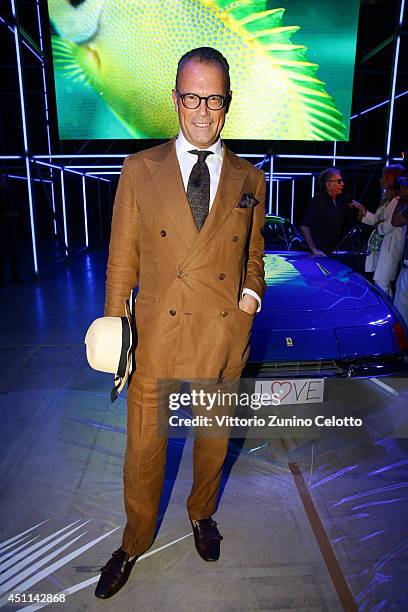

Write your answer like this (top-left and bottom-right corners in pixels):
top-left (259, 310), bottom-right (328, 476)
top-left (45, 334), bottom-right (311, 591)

top-left (243, 171), bottom-right (266, 301)
top-left (104, 157), bottom-right (140, 317)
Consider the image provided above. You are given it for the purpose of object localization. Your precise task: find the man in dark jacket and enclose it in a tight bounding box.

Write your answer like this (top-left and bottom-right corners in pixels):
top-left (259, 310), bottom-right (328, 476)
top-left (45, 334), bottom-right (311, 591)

top-left (300, 167), bottom-right (356, 256)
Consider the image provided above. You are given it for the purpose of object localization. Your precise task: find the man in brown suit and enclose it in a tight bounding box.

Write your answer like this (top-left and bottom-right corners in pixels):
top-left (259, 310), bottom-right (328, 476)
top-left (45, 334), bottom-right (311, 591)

top-left (95, 47), bottom-right (266, 599)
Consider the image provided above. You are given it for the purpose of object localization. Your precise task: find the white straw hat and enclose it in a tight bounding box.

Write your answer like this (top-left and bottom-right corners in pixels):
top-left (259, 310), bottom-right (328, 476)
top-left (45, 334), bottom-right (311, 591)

top-left (85, 292), bottom-right (135, 402)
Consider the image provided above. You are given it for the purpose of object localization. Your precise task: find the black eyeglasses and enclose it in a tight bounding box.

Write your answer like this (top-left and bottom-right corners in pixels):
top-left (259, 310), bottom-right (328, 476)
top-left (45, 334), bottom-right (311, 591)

top-left (327, 178), bottom-right (344, 184)
top-left (176, 90), bottom-right (228, 110)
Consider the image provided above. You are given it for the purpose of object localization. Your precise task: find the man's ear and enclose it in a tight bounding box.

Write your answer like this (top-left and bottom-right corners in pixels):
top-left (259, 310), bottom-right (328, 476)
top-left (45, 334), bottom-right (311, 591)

top-left (225, 90), bottom-right (232, 113)
top-left (172, 89), bottom-right (178, 112)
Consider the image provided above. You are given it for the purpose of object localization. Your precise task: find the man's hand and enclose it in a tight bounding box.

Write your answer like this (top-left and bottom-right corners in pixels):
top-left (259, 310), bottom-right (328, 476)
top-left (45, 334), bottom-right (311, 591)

top-left (239, 294), bottom-right (258, 315)
top-left (300, 225), bottom-right (327, 258)
top-left (311, 248), bottom-right (327, 257)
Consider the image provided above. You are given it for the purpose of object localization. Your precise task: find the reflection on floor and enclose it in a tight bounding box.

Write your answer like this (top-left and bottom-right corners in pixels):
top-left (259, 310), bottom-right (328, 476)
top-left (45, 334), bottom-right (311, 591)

top-left (0, 249), bottom-right (407, 611)
top-left (291, 436), bottom-right (408, 611)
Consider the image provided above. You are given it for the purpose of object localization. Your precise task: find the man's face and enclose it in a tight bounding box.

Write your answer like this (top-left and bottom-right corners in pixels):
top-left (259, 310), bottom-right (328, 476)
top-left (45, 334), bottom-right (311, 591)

top-left (326, 172), bottom-right (344, 198)
top-left (172, 59), bottom-right (230, 149)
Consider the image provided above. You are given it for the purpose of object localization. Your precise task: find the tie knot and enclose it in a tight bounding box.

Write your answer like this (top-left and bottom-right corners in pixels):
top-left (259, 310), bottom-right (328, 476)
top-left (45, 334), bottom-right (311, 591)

top-left (189, 149), bottom-right (213, 164)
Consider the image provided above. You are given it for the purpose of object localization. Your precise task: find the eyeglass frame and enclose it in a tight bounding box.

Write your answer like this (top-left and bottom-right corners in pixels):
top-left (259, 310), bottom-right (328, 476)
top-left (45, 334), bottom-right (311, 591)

top-left (175, 89), bottom-right (229, 110)
top-left (327, 178), bottom-right (344, 184)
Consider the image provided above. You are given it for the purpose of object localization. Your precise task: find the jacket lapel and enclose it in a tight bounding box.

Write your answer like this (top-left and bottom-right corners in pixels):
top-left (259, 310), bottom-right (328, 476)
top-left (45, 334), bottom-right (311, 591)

top-left (144, 140), bottom-right (248, 264)
top-left (145, 139), bottom-right (198, 251)
top-left (184, 145), bottom-right (249, 265)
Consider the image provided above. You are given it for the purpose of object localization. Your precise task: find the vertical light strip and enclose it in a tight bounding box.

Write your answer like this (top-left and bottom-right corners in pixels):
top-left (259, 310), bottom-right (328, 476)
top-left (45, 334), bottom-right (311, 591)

top-left (50, 181), bottom-right (56, 234)
top-left (291, 179), bottom-right (295, 224)
top-left (10, 0), bottom-right (38, 273)
top-left (82, 175), bottom-right (89, 248)
top-left (268, 156), bottom-right (274, 215)
top-left (386, 0), bottom-right (405, 163)
top-left (333, 141), bottom-right (337, 166)
top-left (36, 0), bottom-right (51, 155)
top-left (60, 170), bottom-right (68, 252)
top-left (312, 175), bottom-right (316, 197)
top-left (36, 0), bottom-right (57, 235)
top-left (276, 180), bottom-right (280, 215)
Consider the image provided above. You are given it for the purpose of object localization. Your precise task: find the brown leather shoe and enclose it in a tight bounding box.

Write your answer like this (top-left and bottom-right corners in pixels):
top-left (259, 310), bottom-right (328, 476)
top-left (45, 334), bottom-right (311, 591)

top-left (190, 518), bottom-right (223, 562)
top-left (95, 548), bottom-right (138, 599)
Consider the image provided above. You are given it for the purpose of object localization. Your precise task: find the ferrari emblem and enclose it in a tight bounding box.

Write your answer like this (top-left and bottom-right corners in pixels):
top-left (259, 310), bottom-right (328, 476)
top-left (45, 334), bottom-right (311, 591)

top-left (286, 337), bottom-right (294, 347)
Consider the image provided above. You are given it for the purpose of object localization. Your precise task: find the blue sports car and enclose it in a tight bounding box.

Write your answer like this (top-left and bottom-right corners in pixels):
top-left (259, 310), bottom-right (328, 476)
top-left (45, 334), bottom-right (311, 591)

top-left (247, 216), bottom-right (408, 379)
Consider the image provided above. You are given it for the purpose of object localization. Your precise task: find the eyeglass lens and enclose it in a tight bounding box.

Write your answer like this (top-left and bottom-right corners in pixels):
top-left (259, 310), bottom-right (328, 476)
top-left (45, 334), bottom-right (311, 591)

top-left (180, 93), bottom-right (224, 110)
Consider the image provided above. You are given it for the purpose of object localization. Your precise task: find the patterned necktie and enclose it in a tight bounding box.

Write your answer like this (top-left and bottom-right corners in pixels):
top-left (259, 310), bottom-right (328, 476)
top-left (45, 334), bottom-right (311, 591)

top-left (186, 149), bottom-right (214, 231)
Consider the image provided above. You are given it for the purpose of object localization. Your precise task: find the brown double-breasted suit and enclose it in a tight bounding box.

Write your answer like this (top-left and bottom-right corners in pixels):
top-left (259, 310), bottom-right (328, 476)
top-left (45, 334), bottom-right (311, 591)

top-left (104, 138), bottom-right (266, 555)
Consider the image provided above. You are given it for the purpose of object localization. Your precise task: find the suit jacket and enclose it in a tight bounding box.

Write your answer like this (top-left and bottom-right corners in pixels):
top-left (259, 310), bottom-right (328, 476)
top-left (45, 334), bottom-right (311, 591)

top-left (104, 138), bottom-right (266, 380)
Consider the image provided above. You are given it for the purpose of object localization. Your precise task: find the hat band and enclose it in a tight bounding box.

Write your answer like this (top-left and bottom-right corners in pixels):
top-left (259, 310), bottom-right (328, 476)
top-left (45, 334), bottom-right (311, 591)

top-left (117, 316), bottom-right (131, 379)
top-left (111, 316), bottom-right (132, 404)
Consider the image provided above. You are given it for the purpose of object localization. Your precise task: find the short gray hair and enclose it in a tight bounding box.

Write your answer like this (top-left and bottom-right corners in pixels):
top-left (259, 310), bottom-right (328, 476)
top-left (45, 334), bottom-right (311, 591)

top-left (318, 167), bottom-right (342, 192)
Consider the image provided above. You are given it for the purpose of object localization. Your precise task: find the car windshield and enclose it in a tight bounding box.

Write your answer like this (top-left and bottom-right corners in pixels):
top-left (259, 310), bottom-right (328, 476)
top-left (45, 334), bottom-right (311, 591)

top-left (332, 223), bottom-right (372, 253)
top-left (262, 217), bottom-right (309, 252)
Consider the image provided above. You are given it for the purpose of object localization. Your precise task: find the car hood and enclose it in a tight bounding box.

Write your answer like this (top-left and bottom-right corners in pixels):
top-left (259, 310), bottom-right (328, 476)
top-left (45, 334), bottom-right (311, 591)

top-left (249, 252), bottom-right (396, 362)
top-left (262, 252), bottom-right (379, 312)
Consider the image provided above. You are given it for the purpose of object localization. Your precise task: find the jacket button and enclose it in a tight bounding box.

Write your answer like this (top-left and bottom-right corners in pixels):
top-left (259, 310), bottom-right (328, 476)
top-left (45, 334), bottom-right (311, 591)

top-left (219, 273), bottom-right (225, 280)
top-left (169, 309), bottom-right (176, 316)
top-left (221, 310), bottom-right (228, 317)
top-left (160, 230), bottom-right (167, 237)
top-left (177, 271), bottom-right (183, 278)
top-left (232, 235), bottom-right (239, 242)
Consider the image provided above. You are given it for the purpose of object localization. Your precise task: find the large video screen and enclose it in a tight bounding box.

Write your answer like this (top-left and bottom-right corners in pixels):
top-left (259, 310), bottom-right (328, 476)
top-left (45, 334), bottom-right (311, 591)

top-left (47, 0), bottom-right (360, 141)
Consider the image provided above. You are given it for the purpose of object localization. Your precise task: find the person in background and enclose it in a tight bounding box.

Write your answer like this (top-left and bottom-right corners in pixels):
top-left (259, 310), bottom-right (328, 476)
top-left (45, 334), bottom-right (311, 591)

top-left (300, 167), bottom-right (358, 256)
top-left (391, 176), bottom-right (408, 326)
top-left (351, 164), bottom-right (405, 296)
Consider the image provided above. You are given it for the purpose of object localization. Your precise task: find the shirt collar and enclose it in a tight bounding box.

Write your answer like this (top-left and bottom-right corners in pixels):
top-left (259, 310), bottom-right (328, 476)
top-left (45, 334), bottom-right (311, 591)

top-left (176, 131), bottom-right (223, 161)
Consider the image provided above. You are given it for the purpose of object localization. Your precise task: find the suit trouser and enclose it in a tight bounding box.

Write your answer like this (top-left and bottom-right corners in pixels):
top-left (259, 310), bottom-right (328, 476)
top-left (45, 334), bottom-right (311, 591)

top-left (121, 373), bottom-right (234, 556)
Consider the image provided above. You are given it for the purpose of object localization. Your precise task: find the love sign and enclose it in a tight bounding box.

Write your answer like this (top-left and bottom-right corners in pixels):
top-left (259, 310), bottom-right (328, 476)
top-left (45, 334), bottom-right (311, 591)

top-left (255, 379), bottom-right (325, 405)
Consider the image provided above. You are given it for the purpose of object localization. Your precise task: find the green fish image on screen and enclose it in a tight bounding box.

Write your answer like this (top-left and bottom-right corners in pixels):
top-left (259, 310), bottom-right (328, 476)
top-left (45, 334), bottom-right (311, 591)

top-left (48, 0), bottom-right (348, 141)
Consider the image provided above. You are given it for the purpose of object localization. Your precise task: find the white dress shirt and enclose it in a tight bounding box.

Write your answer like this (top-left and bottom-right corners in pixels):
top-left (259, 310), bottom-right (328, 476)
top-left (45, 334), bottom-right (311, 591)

top-left (175, 131), bottom-right (223, 209)
top-left (175, 132), bottom-right (261, 311)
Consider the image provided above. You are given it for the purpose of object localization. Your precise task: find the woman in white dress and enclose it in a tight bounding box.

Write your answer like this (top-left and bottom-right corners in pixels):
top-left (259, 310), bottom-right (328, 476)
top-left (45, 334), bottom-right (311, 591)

top-left (351, 165), bottom-right (406, 296)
